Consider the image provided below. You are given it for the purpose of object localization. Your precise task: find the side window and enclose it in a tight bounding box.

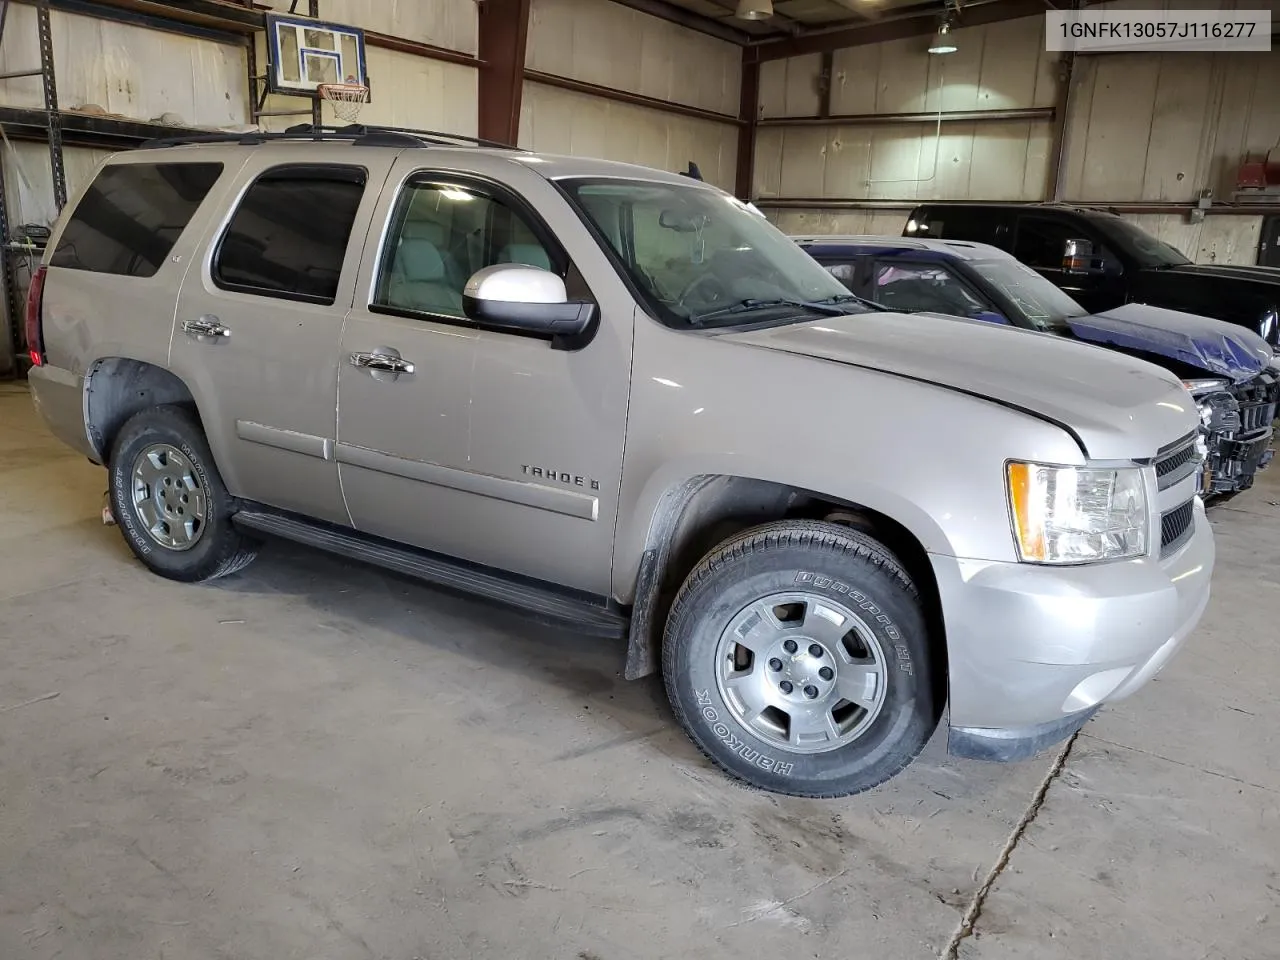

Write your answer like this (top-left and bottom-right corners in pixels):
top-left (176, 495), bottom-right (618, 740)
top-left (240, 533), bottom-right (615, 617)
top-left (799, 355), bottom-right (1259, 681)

top-left (870, 261), bottom-right (989, 317)
top-left (819, 260), bottom-right (867, 296)
top-left (373, 181), bottom-right (558, 319)
top-left (914, 208), bottom-right (1013, 249)
top-left (49, 162), bottom-right (223, 277)
top-left (213, 164), bottom-right (366, 305)
top-left (1014, 217), bottom-right (1085, 269)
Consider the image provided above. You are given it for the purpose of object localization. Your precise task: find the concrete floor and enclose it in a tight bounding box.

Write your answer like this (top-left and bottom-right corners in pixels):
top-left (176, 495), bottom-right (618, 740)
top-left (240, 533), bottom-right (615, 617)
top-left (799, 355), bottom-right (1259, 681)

top-left (1, 380), bottom-right (1277, 960)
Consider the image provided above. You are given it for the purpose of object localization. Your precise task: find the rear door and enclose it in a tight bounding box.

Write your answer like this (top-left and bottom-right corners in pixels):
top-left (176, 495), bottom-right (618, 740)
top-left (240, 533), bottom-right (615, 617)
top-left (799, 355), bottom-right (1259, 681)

top-left (171, 150), bottom-right (396, 526)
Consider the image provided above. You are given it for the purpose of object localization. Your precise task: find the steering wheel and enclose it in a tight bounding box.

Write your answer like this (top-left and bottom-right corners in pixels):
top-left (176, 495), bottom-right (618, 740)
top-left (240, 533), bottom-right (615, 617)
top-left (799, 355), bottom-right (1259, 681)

top-left (678, 273), bottom-right (730, 310)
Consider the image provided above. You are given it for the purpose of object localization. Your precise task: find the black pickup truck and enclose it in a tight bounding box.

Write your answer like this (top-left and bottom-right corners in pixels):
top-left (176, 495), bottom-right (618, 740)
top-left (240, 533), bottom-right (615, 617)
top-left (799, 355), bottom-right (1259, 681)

top-left (903, 203), bottom-right (1280, 350)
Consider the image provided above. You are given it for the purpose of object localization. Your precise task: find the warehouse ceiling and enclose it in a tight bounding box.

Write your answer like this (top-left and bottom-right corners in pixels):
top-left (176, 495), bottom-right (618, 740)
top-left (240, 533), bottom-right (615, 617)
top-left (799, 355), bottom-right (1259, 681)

top-left (658, 0), bottom-right (952, 38)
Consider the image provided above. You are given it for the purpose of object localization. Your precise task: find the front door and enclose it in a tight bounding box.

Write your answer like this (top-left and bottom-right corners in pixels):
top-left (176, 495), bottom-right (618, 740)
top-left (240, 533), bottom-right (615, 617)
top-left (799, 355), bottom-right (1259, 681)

top-left (336, 155), bottom-right (633, 597)
top-left (1259, 216), bottom-right (1280, 268)
top-left (1013, 216), bottom-right (1124, 314)
top-left (171, 152), bottom-right (394, 525)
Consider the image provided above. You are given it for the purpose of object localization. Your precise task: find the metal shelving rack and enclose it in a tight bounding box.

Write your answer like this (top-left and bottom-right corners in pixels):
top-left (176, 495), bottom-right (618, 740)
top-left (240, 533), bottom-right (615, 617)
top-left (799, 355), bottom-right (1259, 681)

top-left (0, 0), bottom-right (247, 374)
top-left (0, 0), bottom-right (63, 372)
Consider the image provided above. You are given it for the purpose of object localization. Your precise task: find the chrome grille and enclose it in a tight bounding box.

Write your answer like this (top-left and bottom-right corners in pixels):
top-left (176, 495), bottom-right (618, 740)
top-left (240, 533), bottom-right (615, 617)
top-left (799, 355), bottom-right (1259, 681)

top-left (1160, 499), bottom-right (1195, 558)
top-left (1155, 433), bottom-right (1200, 491)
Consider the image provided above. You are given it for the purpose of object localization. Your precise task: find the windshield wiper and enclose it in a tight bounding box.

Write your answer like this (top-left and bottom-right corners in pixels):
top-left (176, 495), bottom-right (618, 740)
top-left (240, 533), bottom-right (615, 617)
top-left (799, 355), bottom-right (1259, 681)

top-left (689, 294), bottom-right (880, 327)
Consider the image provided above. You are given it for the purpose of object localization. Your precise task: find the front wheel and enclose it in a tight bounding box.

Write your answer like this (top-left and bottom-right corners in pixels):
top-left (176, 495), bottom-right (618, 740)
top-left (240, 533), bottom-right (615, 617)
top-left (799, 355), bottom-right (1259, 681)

top-left (662, 520), bottom-right (941, 797)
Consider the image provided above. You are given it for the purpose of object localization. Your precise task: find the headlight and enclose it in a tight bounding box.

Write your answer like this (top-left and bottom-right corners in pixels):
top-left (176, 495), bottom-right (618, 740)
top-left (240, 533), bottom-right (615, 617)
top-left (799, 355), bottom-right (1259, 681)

top-left (1181, 377), bottom-right (1229, 397)
top-left (1006, 463), bottom-right (1148, 564)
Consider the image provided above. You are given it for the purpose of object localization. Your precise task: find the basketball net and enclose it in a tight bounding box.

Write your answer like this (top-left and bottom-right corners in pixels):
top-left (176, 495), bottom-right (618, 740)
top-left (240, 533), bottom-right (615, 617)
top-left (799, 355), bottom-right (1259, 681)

top-left (318, 80), bottom-right (369, 124)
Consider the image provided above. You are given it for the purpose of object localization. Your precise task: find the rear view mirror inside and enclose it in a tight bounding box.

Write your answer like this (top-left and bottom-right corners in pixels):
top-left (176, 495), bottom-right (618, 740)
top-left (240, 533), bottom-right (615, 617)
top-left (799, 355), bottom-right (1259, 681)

top-left (659, 209), bottom-right (708, 233)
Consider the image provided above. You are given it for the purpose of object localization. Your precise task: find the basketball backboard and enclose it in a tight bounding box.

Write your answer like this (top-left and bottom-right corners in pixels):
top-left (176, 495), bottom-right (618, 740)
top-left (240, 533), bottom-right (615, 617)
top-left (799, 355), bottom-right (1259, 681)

top-left (265, 13), bottom-right (368, 98)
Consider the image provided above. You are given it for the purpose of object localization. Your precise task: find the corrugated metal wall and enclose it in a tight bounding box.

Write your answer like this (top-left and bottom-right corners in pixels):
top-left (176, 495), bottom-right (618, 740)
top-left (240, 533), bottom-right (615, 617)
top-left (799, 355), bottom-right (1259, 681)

top-left (519, 0), bottom-right (741, 190)
top-left (0, 6), bottom-right (248, 229)
top-left (754, 17), bottom-right (1280, 263)
top-left (754, 18), bottom-right (1057, 203)
top-left (1061, 52), bottom-right (1280, 202)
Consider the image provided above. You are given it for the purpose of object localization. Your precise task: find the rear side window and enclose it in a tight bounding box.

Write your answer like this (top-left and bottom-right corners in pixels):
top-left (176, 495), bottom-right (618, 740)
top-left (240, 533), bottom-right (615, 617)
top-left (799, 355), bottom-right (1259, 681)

top-left (213, 164), bottom-right (366, 305)
top-left (908, 208), bottom-right (1013, 250)
top-left (49, 162), bottom-right (223, 277)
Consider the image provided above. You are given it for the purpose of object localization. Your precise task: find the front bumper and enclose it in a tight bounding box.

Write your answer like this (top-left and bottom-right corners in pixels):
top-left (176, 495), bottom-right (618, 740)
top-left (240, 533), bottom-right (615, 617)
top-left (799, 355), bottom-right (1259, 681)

top-left (1200, 370), bottom-right (1279, 497)
top-left (933, 498), bottom-right (1214, 762)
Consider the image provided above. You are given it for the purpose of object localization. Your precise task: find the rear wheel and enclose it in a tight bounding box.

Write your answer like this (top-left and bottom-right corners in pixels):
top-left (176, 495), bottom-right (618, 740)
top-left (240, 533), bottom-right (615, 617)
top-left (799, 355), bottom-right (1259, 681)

top-left (108, 405), bottom-right (258, 582)
top-left (662, 520), bottom-right (941, 797)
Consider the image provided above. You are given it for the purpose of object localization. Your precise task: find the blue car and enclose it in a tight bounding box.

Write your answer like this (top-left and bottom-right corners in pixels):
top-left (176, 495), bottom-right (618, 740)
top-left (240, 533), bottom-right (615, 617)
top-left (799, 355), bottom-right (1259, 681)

top-left (793, 234), bottom-right (1280, 500)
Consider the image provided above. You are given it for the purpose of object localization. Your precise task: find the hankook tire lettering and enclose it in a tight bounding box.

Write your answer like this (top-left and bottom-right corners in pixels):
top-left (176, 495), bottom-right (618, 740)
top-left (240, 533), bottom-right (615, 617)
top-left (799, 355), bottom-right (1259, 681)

top-left (693, 689), bottom-right (795, 776)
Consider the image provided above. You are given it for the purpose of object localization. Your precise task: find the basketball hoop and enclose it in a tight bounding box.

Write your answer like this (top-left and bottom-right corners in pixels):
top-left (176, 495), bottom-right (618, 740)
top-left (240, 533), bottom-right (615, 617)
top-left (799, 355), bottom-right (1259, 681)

top-left (317, 82), bottom-right (369, 123)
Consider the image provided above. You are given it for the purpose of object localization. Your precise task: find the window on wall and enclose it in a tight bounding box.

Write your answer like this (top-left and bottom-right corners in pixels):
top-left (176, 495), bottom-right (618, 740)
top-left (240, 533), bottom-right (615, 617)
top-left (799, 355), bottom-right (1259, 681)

top-left (213, 165), bottom-right (366, 304)
top-left (49, 162), bottom-right (223, 277)
top-left (372, 180), bottom-right (560, 320)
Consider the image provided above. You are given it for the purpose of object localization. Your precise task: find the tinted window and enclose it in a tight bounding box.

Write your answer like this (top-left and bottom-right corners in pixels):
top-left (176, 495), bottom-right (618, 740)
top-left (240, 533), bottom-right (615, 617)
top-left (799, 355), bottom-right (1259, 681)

top-left (1092, 216), bottom-right (1190, 268)
top-left (907, 207), bottom-right (1013, 249)
top-left (214, 165), bottom-right (365, 305)
top-left (50, 162), bottom-right (222, 277)
top-left (1013, 217), bottom-right (1084, 269)
top-left (869, 261), bottom-right (990, 318)
top-left (373, 180), bottom-right (558, 319)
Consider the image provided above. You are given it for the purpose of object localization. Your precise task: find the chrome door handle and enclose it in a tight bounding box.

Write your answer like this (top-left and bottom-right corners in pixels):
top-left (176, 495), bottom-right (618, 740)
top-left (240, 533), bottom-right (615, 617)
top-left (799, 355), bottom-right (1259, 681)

top-left (183, 315), bottom-right (231, 340)
top-left (349, 352), bottom-right (415, 375)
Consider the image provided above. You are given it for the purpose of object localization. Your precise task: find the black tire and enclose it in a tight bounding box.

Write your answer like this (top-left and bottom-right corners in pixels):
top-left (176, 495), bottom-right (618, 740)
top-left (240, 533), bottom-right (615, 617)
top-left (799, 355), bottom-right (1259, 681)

top-left (108, 404), bottom-right (259, 583)
top-left (662, 520), bottom-right (941, 798)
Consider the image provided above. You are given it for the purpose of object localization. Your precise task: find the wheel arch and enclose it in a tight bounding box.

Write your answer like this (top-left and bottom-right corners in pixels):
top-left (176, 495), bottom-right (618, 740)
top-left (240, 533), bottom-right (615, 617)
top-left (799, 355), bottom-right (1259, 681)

top-left (84, 357), bottom-right (201, 463)
top-left (621, 472), bottom-right (947, 705)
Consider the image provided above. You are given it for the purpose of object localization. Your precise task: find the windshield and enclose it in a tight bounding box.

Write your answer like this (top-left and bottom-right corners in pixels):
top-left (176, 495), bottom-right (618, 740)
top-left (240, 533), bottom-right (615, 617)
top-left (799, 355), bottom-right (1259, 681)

top-left (560, 178), bottom-right (869, 327)
top-left (969, 258), bottom-right (1087, 332)
top-left (1093, 216), bottom-right (1191, 268)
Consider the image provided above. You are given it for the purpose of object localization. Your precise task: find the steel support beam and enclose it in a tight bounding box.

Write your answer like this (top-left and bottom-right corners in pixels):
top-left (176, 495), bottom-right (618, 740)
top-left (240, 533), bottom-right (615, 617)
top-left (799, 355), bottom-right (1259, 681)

top-left (753, 0), bottom-right (1051, 60)
top-left (758, 107), bottom-right (1055, 128)
top-left (477, 0), bottom-right (531, 146)
top-left (607, 0), bottom-right (750, 44)
top-left (735, 48), bottom-right (760, 199)
top-left (524, 71), bottom-right (741, 127)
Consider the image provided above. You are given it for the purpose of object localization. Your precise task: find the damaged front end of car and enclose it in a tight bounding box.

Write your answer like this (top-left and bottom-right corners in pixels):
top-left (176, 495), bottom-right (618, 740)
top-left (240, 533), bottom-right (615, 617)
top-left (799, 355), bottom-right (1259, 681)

top-left (1183, 367), bottom-right (1280, 499)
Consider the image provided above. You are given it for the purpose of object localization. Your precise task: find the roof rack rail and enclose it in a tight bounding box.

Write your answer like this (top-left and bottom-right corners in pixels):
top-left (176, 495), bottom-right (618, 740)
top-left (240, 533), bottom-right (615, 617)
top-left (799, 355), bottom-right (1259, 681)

top-left (140, 123), bottom-right (528, 152)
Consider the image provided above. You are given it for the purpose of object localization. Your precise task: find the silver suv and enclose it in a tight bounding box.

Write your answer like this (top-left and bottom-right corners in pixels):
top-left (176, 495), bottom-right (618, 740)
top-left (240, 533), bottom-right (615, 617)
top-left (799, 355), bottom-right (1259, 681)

top-left (26, 126), bottom-right (1214, 797)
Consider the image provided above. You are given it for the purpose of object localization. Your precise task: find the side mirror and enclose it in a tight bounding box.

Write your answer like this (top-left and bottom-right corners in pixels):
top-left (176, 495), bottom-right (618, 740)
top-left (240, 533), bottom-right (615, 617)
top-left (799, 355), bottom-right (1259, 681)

top-left (462, 264), bottom-right (597, 343)
top-left (1062, 238), bottom-right (1095, 273)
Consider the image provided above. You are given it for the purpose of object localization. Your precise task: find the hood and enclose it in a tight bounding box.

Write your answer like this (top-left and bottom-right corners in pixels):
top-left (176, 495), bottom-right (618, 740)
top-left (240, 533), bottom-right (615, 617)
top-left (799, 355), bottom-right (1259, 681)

top-left (1165, 263), bottom-right (1280, 285)
top-left (719, 311), bottom-right (1198, 461)
top-left (1065, 302), bottom-right (1272, 383)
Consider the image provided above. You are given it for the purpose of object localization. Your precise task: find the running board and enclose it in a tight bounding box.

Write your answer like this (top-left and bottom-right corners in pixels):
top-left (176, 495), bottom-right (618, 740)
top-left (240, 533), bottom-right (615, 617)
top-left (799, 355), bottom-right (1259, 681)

top-left (232, 509), bottom-right (629, 639)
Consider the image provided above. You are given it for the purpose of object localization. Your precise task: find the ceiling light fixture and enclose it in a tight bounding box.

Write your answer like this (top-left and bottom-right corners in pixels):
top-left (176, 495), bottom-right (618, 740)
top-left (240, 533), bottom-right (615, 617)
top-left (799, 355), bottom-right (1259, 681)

top-left (735, 0), bottom-right (773, 20)
top-left (928, 19), bottom-right (957, 54)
